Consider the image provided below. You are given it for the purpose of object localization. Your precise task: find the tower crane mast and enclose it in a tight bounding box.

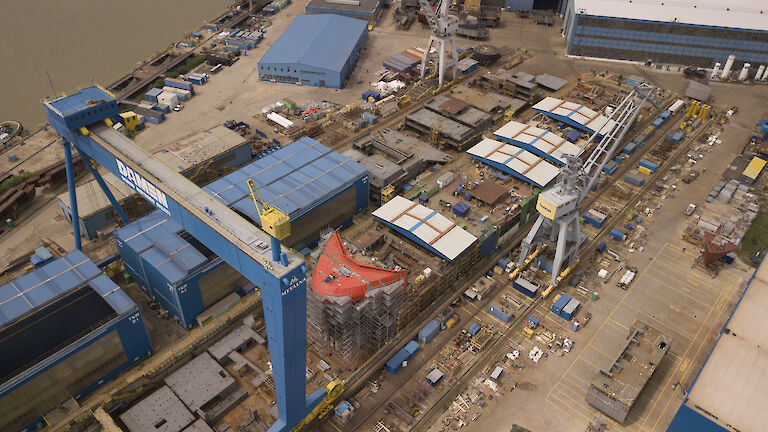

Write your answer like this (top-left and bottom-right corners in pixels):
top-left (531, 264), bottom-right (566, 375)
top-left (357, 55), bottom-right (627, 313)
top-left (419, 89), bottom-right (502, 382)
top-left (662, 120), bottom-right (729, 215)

top-left (517, 83), bottom-right (660, 285)
top-left (418, 0), bottom-right (458, 85)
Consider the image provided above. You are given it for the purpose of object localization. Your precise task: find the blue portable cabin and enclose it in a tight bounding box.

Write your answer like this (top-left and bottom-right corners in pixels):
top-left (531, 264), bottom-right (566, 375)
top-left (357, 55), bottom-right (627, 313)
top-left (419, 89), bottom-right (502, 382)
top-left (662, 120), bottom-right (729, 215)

top-left (560, 298), bottom-right (581, 320)
top-left (513, 277), bottom-right (539, 298)
top-left (418, 320), bottom-right (440, 343)
top-left (467, 323), bottom-right (481, 336)
top-left (638, 159), bottom-right (659, 173)
top-left (145, 87), bottom-right (163, 103)
top-left (488, 301), bottom-right (514, 323)
top-left (622, 142), bottom-right (637, 154)
top-left (624, 172), bottom-right (645, 186)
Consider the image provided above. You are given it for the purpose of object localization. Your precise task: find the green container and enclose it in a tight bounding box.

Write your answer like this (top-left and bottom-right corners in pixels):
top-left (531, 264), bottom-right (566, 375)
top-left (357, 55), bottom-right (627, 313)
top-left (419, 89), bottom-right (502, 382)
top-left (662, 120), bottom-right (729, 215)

top-left (592, 291), bottom-right (599, 301)
top-left (5, 218), bottom-right (13, 227)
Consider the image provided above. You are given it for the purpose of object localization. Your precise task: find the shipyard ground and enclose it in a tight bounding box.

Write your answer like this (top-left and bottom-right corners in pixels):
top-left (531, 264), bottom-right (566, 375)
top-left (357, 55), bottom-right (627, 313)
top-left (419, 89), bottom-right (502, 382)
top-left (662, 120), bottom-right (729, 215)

top-left (1, 5), bottom-right (767, 432)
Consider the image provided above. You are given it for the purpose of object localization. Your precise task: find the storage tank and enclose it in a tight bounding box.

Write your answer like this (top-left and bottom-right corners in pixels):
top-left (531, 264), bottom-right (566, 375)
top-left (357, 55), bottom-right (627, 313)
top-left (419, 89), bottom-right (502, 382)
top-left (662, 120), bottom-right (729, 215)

top-left (709, 62), bottom-right (721, 80)
top-left (721, 54), bottom-right (735, 79)
top-left (737, 63), bottom-right (750, 81)
top-left (755, 65), bottom-right (766, 81)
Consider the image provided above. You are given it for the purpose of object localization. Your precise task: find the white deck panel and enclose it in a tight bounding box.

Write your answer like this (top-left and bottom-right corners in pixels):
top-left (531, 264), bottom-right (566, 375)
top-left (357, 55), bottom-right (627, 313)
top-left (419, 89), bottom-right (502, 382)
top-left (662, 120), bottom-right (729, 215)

top-left (685, 262), bottom-right (768, 432)
top-left (493, 121), bottom-right (527, 139)
top-left (372, 196), bottom-right (476, 261)
top-left (517, 151), bottom-right (540, 165)
top-left (534, 96), bottom-right (561, 111)
top-left (468, 138), bottom-right (500, 158)
top-left (533, 97), bottom-right (616, 134)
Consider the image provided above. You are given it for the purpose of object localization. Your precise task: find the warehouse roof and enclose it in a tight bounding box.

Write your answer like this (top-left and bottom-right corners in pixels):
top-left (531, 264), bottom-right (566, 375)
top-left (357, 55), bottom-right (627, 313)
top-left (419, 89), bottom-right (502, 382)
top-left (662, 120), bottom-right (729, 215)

top-left (468, 138), bottom-right (560, 188)
top-left (165, 352), bottom-right (236, 412)
top-left (372, 196), bottom-right (477, 261)
top-left (571, 0), bottom-right (768, 32)
top-left (114, 211), bottom-right (210, 285)
top-left (205, 137), bottom-right (367, 224)
top-left (258, 14), bottom-right (368, 72)
top-left (0, 250), bottom-right (134, 328)
top-left (305, 0), bottom-right (381, 16)
top-left (679, 259), bottom-right (768, 432)
top-left (155, 126), bottom-right (247, 171)
top-left (532, 97), bottom-right (616, 135)
top-left (493, 120), bottom-right (581, 165)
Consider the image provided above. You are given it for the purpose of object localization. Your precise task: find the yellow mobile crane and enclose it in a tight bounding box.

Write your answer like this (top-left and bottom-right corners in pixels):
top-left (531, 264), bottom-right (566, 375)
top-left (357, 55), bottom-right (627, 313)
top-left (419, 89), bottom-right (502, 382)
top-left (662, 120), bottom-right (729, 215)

top-left (291, 380), bottom-right (345, 432)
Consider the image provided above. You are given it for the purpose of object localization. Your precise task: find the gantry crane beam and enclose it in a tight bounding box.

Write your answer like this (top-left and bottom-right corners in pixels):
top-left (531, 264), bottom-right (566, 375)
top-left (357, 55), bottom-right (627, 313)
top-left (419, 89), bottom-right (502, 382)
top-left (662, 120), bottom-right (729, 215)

top-left (43, 87), bottom-right (324, 432)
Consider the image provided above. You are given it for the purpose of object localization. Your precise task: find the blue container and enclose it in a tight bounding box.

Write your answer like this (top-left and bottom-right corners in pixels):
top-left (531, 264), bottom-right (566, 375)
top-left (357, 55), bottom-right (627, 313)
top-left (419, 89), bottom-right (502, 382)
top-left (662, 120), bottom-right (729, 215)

top-left (636, 216), bottom-right (643, 223)
top-left (624, 173), bottom-right (645, 186)
top-left (144, 115), bottom-right (163, 124)
top-left (721, 254), bottom-right (735, 264)
top-left (582, 212), bottom-right (605, 228)
top-left (638, 159), bottom-right (659, 173)
top-left (513, 277), bottom-right (538, 298)
top-left (671, 131), bottom-right (686, 143)
top-left (596, 242), bottom-right (606, 252)
top-left (153, 103), bottom-right (170, 114)
top-left (468, 323), bottom-right (481, 336)
top-left (453, 201), bottom-right (470, 216)
top-left (659, 110), bottom-right (671, 120)
top-left (560, 298), bottom-right (581, 320)
top-left (602, 160), bottom-right (618, 175)
top-left (145, 87), bottom-right (163, 103)
top-left (386, 349), bottom-right (410, 374)
top-left (610, 228), bottom-right (627, 240)
top-left (651, 117), bottom-right (664, 128)
top-left (613, 156), bottom-right (623, 163)
top-left (418, 320), bottom-right (440, 343)
top-left (272, 138), bottom-right (280, 145)
top-left (535, 256), bottom-right (553, 274)
top-left (418, 194), bottom-right (429, 204)
top-left (464, 190), bottom-right (471, 201)
top-left (403, 340), bottom-right (420, 358)
top-left (551, 294), bottom-right (571, 315)
top-left (488, 301), bottom-right (513, 323)
top-left (453, 184), bottom-right (463, 195)
top-left (634, 133), bottom-right (648, 145)
top-left (622, 142), bottom-right (637, 155)
top-left (164, 77), bottom-right (194, 93)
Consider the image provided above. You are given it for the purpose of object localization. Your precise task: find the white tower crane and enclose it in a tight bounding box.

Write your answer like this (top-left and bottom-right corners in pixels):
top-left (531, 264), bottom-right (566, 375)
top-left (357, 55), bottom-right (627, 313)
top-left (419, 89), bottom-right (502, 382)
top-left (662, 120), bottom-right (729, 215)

top-left (517, 83), bottom-right (660, 285)
top-left (418, 0), bottom-right (459, 86)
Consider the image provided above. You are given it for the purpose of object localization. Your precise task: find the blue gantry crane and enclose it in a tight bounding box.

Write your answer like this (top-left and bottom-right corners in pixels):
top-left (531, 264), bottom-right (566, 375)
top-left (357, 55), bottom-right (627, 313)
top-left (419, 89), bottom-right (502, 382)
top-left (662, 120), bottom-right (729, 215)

top-left (43, 87), bottom-right (324, 432)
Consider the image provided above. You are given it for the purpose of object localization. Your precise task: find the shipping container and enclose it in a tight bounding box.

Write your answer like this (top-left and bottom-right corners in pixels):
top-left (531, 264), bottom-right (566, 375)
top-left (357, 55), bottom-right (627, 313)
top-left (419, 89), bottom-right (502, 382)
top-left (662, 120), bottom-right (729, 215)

top-left (153, 103), bottom-right (171, 114)
top-left (638, 159), bottom-right (659, 173)
top-left (596, 242), bottom-right (606, 252)
top-left (145, 87), bottom-right (163, 103)
top-left (624, 172), bottom-right (646, 186)
top-left (551, 294), bottom-right (571, 315)
top-left (565, 129), bottom-right (580, 143)
top-left (560, 298), bottom-right (580, 320)
top-left (418, 320), bottom-right (440, 343)
top-left (164, 77), bottom-right (194, 94)
top-left (488, 301), bottom-right (514, 323)
top-left (490, 366), bottom-right (503, 380)
top-left (436, 171), bottom-right (455, 188)
top-left (622, 142), bottom-right (637, 154)
top-left (463, 288), bottom-right (478, 301)
top-left (513, 277), bottom-right (538, 298)
top-left (436, 306), bottom-right (454, 326)
top-left (602, 160), bottom-right (619, 175)
top-left (386, 349), bottom-right (410, 374)
top-left (162, 86), bottom-right (191, 101)
top-left (637, 166), bottom-right (652, 175)
top-left (157, 91), bottom-right (179, 109)
top-left (610, 228), bottom-right (627, 240)
top-left (403, 340), bottom-right (420, 359)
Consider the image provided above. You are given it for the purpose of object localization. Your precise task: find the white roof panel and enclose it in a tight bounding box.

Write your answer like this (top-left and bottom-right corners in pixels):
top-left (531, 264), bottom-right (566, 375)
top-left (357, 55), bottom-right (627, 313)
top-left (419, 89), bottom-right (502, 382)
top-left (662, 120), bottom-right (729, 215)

top-left (572, 0), bottom-right (768, 32)
top-left (466, 138), bottom-right (560, 187)
top-left (372, 196), bottom-right (476, 261)
top-left (532, 97), bottom-right (617, 134)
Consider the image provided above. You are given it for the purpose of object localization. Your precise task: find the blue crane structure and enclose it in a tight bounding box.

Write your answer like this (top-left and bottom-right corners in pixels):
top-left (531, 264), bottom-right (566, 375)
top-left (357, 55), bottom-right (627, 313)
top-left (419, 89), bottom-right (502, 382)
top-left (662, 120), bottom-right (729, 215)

top-left (43, 86), bottom-right (324, 432)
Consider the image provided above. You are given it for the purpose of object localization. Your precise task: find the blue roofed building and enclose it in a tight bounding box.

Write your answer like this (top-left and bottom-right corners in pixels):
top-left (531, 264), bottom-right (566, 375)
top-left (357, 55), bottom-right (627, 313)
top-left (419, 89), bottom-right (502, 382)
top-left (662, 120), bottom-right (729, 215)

top-left (0, 250), bottom-right (152, 432)
top-left (114, 211), bottom-right (254, 329)
top-left (205, 136), bottom-right (369, 251)
top-left (258, 14), bottom-right (368, 88)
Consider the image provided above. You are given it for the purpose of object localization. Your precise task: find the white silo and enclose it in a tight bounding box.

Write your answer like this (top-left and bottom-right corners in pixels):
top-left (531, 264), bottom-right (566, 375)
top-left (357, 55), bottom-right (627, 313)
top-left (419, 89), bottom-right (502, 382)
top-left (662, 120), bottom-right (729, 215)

top-left (710, 63), bottom-right (721, 79)
top-left (721, 54), bottom-right (736, 79)
top-left (738, 63), bottom-right (750, 81)
top-left (756, 65), bottom-right (766, 81)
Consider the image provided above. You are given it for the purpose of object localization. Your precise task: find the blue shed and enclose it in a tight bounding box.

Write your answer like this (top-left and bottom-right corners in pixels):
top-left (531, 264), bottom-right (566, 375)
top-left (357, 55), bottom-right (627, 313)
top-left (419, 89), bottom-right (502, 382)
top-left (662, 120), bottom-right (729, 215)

top-left (0, 251), bottom-right (152, 431)
top-left (418, 320), bottom-right (440, 343)
top-left (258, 14), bottom-right (368, 88)
top-left (453, 201), bottom-right (471, 217)
top-left (468, 322), bottom-right (481, 336)
top-left (385, 349), bottom-right (410, 374)
top-left (115, 211), bottom-right (255, 329)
